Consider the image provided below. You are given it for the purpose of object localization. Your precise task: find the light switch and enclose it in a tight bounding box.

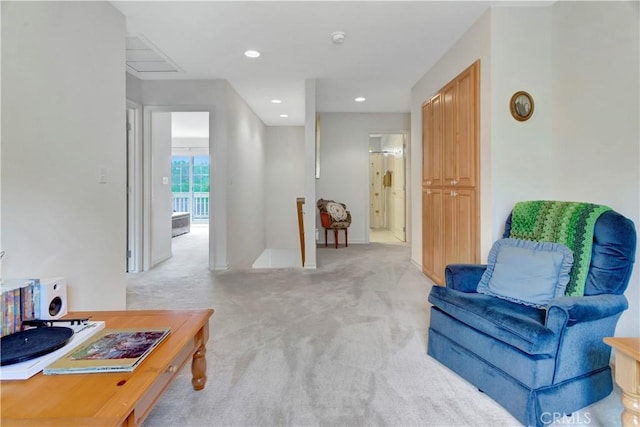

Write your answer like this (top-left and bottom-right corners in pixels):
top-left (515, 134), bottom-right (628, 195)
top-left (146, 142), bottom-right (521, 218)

top-left (98, 167), bottom-right (107, 184)
top-left (162, 176), bottom-right (169, 185)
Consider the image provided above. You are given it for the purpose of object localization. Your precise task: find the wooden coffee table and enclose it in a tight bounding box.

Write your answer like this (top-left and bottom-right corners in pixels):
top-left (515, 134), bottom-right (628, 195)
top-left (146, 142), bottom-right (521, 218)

top-left (1, 309), bottom-right (214, 426)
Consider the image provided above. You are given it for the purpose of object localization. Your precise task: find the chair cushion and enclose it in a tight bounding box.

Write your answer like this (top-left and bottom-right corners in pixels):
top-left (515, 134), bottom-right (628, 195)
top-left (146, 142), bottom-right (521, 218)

top-left (503, 210), bottom-right (637, 296)
top-left (326, 202), bottom-right (348, 221)
top-left (429, 286), bottom-right (558, 355)
top-left (477, 238), bottom-right (573, 308)
top-left (329, 222), bottom-right (350, 229)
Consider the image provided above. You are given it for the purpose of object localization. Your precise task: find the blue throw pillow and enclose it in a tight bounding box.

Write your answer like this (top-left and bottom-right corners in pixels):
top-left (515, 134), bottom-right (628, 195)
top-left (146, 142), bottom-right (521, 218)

top-left (477, 238), bottom-right (574, 308)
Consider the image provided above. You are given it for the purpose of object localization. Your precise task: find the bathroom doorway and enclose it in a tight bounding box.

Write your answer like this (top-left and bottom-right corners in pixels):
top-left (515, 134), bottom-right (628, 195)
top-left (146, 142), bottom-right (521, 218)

top-left (368, 133), bottom-right (406, 243)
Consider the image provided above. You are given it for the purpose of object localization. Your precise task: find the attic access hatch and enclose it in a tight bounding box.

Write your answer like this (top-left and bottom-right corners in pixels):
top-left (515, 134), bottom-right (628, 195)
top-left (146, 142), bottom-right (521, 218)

top-left (126, 34), bottom-right (182, 74)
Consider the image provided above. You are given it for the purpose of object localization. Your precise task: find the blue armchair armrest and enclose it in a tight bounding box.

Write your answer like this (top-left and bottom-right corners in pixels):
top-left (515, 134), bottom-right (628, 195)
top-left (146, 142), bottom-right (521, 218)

top-left (444, 264), bottom-right (487, 293)
top-left (546, 294), bottom-right (629, 329)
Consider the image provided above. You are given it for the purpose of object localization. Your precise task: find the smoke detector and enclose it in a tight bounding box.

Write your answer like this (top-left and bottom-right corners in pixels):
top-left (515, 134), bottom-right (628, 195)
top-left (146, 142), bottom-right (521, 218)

top-left (331, 31), bottom-right (346, 44)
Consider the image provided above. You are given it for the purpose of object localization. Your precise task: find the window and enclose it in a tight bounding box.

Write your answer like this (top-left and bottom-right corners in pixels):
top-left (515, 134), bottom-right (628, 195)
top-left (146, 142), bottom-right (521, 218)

top-left (192, 156), bottom-right (209, 193)
top-left (171, 155), bottom-right (210, 221)
top-left (171, 156), bottom-right (190, 193)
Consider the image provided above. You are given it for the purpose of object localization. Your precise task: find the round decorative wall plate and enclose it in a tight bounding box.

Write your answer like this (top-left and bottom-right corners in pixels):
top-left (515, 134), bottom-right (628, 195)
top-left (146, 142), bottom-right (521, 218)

top-left (510, 91), bottom-right (534, 121)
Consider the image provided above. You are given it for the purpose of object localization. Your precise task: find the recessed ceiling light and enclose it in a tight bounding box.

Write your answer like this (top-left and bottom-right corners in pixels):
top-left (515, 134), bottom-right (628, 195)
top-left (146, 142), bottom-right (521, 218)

top-left (280, 114), bottom-right (289, 118)
top-left (271, 99), bottom-right (282, 104)
top-left (355, 97), bottom-right (366, 102)
top-left (244, 50), bottom-right (260, 58)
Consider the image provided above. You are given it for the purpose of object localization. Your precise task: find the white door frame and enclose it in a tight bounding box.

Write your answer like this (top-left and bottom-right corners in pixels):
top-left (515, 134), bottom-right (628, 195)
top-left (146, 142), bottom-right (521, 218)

top-left (126, 99), bottom-right (143, 272)
top-left (142, 105), bottom-right (216, 271)
top-left (366, 132), bottom-right (408, 243)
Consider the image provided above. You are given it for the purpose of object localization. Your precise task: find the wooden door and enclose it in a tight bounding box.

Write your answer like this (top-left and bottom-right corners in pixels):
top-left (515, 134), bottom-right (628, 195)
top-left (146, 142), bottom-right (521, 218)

top-left (455, 64), bottom-right (478, 188)
top-left (442, 189), bottom-right (477, 267)
top-left (423, 96), bottom-right (443, 187)
top-left (422, 188), bottom-right (444, 285)
top-left (442, 189), bottom-right (457, 275)
top-left (453, 189), bottom-right (477, 264)
top-left (442, 83), bottom-right (457, 187)
top-left (422, 102), bottom-right (430, 182)
top-left (421, 60), bottom-right (480, 285)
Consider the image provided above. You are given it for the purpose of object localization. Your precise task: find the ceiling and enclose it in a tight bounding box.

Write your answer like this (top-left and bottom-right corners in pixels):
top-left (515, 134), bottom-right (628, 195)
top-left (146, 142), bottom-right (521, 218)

top-left (113, 1), bottom-right (496, 126)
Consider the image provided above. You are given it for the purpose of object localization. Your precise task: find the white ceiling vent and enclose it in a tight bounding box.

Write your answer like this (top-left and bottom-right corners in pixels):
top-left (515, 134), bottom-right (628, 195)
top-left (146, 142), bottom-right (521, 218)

top-left (126, 34), bottom-right (182, 74)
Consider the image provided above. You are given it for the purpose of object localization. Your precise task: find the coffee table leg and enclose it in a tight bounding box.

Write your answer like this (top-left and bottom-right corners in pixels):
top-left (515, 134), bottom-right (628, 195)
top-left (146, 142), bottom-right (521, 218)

top-left (191, 328), bottom-right (207, 390)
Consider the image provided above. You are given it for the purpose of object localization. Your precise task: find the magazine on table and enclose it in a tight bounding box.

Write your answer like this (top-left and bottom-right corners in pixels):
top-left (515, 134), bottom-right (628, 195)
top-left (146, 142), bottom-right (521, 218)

top-left (44, 327), bottom-right (171, 375)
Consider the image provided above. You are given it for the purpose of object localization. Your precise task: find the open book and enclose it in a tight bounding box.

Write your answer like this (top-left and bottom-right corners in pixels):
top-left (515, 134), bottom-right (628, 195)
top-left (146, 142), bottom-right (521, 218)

top-left (44, 327), bottom-right (170, 375)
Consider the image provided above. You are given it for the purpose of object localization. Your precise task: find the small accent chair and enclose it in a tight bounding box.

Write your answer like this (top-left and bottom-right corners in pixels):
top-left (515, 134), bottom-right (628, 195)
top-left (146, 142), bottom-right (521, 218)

top-left (317, 198), bottom-right (352, 248)
top-left (427, 202), bottom-right (636, 426)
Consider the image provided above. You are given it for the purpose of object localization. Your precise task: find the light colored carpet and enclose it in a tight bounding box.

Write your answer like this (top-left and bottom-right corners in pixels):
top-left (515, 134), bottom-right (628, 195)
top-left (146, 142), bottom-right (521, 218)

top-left (370, 228), bottom-right (405, 244)
top-left (127, 226), bottom-right (622, 426)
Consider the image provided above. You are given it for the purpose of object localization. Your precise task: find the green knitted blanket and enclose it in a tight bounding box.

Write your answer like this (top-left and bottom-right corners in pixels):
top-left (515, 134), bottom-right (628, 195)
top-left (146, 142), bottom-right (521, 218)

top-left (509, 201), bottom-right (611, 296)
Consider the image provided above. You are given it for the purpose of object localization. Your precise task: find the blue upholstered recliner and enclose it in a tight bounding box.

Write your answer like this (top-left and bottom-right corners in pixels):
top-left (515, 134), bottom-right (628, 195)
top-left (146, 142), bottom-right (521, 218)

top-left (427, 206), bottom-right (636, 427)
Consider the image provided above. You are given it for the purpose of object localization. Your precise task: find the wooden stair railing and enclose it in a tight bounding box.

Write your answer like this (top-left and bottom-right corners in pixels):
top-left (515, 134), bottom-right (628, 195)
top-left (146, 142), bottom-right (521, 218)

top-left (296, 197), bottom-right (305, 267)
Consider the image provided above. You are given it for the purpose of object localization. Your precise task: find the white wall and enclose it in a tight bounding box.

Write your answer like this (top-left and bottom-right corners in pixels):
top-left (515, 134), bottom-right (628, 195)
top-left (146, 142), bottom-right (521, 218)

top-left (317, 113), bottom-right (410, 245)
top-left (490, 6), bottom-right (553, 238)
top-left (150, 112), bottom-right (173, 266)
top-left (410, 9), bottom-right (492, 268)
top-left (265, 127), bottom-right (305, 249)
top-left (1, 2), bottom-right (127, 309)
top-left (139, 79), bottom-right (228, 269)
top-left (225, 83), bottom-right (267, 268)
top-left (126, 72), bottom-right (143, 105)
top-left (551, 1), bottom-right (639, 337)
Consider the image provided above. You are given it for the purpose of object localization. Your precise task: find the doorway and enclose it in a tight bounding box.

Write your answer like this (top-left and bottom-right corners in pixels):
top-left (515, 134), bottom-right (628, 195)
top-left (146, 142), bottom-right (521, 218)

top-left (369, 133), bottom-right (406, 243)
top-left (142, 108), bottom-right (212, 271)
top-left (170, 112), bottom-right (210, 260)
